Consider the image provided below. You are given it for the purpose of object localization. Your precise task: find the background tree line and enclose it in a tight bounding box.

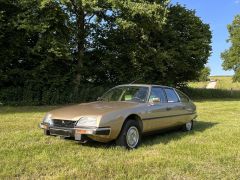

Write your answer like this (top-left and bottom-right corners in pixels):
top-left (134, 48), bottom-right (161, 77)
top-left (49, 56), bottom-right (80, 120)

top-left (0, 0), bottom-right (212, 105)
top-left (221, 14), bottom-right (240, 82)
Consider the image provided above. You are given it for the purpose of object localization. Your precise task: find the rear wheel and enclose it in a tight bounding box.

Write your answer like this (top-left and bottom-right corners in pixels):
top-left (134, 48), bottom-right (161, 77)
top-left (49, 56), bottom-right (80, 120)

top-left (182, 120), bottom-right (193, 131)
top-left (116, 120), bottom-right (141, 149)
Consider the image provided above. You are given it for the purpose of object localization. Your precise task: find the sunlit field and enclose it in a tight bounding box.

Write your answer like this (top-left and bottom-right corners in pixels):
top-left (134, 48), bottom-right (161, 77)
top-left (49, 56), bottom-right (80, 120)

top-left (188, 76), bottom-right (240, 90)
top-left (187, 81), bottom-right (208, 88)
top-left (0, 100), bottom-right (239, 179)
top-left (212, 76), bottom-right (240, 90)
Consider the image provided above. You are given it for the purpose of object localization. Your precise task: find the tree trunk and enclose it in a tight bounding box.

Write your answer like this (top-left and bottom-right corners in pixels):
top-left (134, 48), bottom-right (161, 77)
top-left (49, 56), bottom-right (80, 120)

top-left (71, 0), bottom-right (85, 94)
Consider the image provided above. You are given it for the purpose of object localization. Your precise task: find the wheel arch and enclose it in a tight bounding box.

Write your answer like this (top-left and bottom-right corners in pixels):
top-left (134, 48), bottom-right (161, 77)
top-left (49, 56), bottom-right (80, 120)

top-left (122, 114), bottom-right (143, 133)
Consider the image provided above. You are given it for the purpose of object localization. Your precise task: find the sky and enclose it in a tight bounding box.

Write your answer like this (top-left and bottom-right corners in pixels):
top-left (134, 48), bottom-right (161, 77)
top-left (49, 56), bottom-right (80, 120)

top-left (171, 0), bottom-right (239, 76)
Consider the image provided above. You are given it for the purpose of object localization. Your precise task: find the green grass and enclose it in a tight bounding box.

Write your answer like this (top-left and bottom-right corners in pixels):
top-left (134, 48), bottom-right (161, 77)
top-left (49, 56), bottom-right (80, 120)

top-left (0, 101), bottom-right (240, 179)
top-left (188, 81), bottom-right (209, 88)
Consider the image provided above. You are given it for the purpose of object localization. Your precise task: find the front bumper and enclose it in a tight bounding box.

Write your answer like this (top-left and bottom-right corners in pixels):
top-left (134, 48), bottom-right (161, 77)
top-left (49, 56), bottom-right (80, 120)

top-left (39, 123), bottom-right (111, 140)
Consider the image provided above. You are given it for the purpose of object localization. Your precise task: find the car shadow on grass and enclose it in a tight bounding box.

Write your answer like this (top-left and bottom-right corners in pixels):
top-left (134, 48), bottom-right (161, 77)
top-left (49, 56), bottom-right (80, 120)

top-left (141, 120), bottom-right (218, 146)
top-left (77, 120), bottom-right (218, 149)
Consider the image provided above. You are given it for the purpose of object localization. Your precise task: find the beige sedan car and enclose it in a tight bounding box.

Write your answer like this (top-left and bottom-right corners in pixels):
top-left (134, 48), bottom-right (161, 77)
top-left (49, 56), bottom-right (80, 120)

top-left (40, 84), bottom-right (197, 149)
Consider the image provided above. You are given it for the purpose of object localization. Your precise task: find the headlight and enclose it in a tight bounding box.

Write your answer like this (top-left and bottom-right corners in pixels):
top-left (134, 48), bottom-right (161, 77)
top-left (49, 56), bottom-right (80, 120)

top-left (43, 113), bottom-right (53, 125)
top-left (76, 117), bottom-right (98, 127)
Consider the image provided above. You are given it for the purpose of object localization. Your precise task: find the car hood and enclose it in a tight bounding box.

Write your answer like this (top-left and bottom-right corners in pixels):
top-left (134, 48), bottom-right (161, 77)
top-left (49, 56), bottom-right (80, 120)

top-left (49, 101), bottom-right (140, 120)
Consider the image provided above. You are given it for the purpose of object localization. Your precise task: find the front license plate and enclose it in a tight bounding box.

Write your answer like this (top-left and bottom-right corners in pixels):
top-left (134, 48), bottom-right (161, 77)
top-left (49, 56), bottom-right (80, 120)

top-left (50, 129), bottom-right (71, 137)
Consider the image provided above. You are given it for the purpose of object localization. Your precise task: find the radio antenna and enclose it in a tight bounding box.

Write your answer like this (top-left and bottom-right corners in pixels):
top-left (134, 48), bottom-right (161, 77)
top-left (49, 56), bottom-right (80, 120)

top-left (129, 77), bottom-right (143, 84)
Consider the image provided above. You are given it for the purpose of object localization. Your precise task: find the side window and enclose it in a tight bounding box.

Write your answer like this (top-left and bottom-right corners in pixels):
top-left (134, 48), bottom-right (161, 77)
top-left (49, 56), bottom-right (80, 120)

top-left (164, 88), bottom-right (179, 103)
top-left (149, 87), bottom-right (167, 103)
top-left (176, 90), bottom-right (189, 102)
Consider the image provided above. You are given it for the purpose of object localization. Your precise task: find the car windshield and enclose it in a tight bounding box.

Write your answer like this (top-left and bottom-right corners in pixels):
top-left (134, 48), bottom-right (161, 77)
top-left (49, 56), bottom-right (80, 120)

top-left (100, 86), bottom-right (149, 103)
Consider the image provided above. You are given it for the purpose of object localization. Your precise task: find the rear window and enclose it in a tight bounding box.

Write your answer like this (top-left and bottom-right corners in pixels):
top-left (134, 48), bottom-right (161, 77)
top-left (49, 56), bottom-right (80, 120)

top-left (176, 89), bottom-right (189, 102)
top-left (164, 88), bottom-right (179, 103)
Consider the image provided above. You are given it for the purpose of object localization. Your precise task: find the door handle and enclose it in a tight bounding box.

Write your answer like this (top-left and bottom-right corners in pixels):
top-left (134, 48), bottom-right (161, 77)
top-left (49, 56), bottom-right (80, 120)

top-left (166, 107), bottom-right (172, 111)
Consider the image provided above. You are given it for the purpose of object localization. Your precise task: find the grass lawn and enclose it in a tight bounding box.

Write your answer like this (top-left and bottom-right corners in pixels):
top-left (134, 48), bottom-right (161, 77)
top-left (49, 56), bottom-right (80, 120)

top-left (0, 100), bottom-right (240, 179)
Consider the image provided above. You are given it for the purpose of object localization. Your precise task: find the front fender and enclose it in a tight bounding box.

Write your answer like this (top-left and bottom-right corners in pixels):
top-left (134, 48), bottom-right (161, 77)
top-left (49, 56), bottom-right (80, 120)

top-left (99, 112), bottom-right (125, 140)
top-left (99, 109), bottom-right (145, 140)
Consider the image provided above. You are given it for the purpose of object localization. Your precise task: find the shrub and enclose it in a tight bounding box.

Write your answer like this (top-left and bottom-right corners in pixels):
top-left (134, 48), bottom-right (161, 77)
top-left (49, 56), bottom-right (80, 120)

top-left (1, 85), bottom-right (240, 106)
top-left (181, 87), bottom-right (240, 100)
top-left (0, 84), bottom-right (112, 106)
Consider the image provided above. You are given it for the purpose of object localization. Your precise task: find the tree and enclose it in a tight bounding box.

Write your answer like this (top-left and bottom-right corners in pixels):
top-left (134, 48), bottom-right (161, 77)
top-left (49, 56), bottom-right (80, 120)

top-left (198, 67), bottom-right (211, 81)
top-left (0, 1), bottom-right (212, 105)
top-left (221, 15), bottom-right (240, 82)
top-left (0, 0), bottom-right (170, 104)
top-left (0, 0), bottom-right (74, 104)
top-left (155, 5), bottom-right (212, 85)
top-left (82, 0), bottom-right (169, 85)
top-left (38, 0), bottom-right (169, 90)
top-left (89, 4), bottom-right (212, 86)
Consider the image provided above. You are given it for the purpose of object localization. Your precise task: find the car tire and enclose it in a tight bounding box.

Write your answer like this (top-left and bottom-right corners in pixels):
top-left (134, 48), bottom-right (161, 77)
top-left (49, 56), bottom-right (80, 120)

top-left (182, 120), bottom-right (193, 131)
top-left (44, 129), bottom-right (50, 136)
top-left (116, 120), bottom-right (141, 149)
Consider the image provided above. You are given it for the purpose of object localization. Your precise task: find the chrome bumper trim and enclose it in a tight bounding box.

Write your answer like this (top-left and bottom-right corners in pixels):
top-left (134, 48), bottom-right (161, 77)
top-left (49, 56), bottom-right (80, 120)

top-left (39, 123), bottom-right (111, 136)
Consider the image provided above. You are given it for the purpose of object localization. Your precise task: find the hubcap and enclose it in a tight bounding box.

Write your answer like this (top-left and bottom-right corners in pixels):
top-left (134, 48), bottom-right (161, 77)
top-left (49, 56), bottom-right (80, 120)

top-left (186, 121), bottom-right (192, 131)
top-left (126, 126), bottom-right (139, 148)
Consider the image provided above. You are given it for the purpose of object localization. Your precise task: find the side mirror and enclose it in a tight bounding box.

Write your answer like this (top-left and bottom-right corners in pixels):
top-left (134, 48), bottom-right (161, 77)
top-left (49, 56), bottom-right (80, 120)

top-left (149, 97), bottom-right (161, 104)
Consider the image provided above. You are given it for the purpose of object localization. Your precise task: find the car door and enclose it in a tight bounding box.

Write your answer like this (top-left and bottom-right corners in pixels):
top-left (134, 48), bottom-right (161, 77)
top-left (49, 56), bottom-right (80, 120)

top-left (175, 89), bottom-right (196, 124)
top-left (163, 88), bottom-right (186, 127)
top-left (142, 87), bottom-right (172, 132)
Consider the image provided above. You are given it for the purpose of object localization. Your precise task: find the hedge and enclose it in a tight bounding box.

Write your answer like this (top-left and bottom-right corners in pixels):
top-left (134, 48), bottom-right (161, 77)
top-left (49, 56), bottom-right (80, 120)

top-left (0, 85), bottom-right (240, 106)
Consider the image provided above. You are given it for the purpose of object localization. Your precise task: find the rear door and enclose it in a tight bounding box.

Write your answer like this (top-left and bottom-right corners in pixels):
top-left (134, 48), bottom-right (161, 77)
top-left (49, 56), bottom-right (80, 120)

top-left (162, 88), bottom-right (185, 127)
top-left (175, 89), bottom-right (196, 123)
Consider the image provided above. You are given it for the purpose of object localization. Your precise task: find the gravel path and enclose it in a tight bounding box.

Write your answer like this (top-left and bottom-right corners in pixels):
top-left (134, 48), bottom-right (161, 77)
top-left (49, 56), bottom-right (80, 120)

top-left (206, 81), bottom-right (217, 89)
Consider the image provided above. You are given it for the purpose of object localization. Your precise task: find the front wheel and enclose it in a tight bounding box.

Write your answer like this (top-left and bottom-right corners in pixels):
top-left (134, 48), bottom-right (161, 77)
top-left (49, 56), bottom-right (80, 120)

top-left (116, 120), bottom-right (141, 149)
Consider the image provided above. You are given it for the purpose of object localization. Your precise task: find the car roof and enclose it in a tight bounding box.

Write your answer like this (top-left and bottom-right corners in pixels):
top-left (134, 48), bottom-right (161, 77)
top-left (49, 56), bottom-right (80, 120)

top-left (116, 84), bottom-right (174, 89)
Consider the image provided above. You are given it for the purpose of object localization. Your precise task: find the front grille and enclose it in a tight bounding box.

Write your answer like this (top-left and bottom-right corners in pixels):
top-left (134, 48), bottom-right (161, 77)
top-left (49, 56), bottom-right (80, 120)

top-left (52, 119), bottom-right (76, 128)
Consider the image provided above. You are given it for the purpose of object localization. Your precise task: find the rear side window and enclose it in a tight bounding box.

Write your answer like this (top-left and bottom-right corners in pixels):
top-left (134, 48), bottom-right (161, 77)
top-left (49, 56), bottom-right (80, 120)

top-left (176, 89), bottom-right (189, 102)
top-left (149, 87), bottom-right (167, 103)
top-left (164, 88), bottom-right (179, 103)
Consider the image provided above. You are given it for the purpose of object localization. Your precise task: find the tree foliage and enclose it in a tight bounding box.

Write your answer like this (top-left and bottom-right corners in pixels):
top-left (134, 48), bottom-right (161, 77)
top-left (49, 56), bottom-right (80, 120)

top-left (0, 0), bottom-right (212, 105)
top-left (221, 15), bottom-right (240, 82)
top-left (0, 0), bottom-right (73, 90)
top-left (198, 67), bottom-right (211, 82)
top-left (85, 4), bottom-right (212, 85)
top-left (145, 5), bottom-right (211, 85)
